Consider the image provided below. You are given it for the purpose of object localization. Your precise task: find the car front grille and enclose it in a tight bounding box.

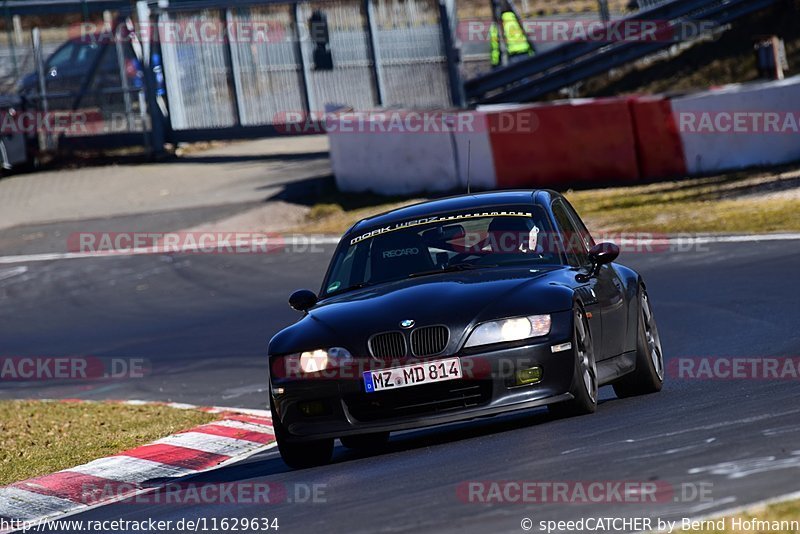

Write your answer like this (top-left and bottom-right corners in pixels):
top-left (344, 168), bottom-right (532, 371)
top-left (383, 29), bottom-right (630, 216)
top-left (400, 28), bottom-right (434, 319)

top-left (344, 381), bottom-right (492, 422)
top-left (368, 331), bottom-right (407, 360)
top-left (410, 325), bottom-right (449, 357)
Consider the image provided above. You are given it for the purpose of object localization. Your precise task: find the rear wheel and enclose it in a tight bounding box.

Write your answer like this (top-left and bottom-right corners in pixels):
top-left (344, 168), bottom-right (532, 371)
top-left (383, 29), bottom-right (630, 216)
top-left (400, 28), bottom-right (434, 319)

top-left (273, 408), bottom-right (334, 469)
top-left (613, 286), bottom-right (664, 398)
top-left (549, 306), bottom-right (597, 418)
top-left (340, 432), bottom-right (390, 450)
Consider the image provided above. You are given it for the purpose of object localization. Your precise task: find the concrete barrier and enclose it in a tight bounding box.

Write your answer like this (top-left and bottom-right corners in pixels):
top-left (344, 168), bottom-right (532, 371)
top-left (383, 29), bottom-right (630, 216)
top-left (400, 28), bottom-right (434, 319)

top-left (486, 99), bottom-right (640, 188)
top-left (328, 111), bottom-right (495, 195)
top-left (328, 75), bottom-right (800, 195)
top-left (628, 95), bottom-right (687, 180)
top-left (672, 76), bottom-right (800, 174)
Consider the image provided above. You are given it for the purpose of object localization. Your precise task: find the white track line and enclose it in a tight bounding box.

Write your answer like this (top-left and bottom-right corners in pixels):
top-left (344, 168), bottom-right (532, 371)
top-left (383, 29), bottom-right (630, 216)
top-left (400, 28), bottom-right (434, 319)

top-left (0, 236), bottom-right (342, 265)
top-left (0, 233), bottom-right (798, 265)
top-left (0, 266), bottom-right (27, 280)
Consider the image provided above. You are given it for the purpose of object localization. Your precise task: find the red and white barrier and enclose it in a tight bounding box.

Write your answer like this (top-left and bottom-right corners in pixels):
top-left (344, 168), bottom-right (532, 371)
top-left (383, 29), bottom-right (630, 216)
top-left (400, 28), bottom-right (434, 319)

top-left (329, 75), bottom-right (800, 194)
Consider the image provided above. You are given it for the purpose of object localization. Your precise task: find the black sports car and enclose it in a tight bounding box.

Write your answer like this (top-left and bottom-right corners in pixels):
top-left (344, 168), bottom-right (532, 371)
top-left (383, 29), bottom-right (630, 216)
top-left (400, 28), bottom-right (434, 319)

top-left (268, 190), bottom-right (664, 468)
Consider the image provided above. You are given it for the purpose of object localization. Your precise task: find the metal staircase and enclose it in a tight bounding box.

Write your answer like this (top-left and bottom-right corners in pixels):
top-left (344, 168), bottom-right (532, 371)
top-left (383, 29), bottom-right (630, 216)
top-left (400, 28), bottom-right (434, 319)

top-left (464, 0), bottom-right (781, 104)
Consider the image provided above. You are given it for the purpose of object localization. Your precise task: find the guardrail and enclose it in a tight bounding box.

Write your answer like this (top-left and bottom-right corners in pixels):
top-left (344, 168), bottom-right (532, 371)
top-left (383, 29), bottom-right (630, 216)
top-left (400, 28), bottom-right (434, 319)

top-left (464, 0), bottom-right (780, 104)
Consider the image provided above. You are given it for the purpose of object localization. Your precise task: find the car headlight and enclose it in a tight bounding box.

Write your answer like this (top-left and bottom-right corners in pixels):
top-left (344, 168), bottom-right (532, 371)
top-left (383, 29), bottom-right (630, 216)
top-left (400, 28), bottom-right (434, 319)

top-left (464, 315), bottom-right (551, 348)
top-left (298, 347), bottom-right (352, 373)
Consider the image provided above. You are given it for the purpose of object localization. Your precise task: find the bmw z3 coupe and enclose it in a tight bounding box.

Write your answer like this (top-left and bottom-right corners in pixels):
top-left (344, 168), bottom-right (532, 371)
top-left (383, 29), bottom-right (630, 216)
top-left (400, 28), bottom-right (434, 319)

top-left (268, 190), bottom-right (664, 468)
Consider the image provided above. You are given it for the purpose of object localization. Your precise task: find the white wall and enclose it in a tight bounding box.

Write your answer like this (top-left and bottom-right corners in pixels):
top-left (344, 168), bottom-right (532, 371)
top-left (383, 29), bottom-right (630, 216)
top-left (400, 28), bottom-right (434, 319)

top-left (328, 111), bottom-right (496, 195)
top-left (672, 76), bottom-right (800, 175)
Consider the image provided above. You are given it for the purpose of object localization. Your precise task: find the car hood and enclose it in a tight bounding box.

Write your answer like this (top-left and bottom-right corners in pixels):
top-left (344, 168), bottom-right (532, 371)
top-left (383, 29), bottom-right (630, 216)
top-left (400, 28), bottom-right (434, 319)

top-left (268, 266), bottom-right (577, 356)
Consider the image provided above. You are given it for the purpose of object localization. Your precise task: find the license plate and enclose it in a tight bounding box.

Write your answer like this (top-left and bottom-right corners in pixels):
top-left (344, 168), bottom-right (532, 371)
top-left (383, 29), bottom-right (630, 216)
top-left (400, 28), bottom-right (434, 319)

top-left (363, 357), bottom-right (462, 393)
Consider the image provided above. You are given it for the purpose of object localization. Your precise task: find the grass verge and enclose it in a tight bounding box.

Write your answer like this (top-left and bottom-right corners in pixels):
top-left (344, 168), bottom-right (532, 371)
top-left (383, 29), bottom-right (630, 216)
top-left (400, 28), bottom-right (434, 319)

top-left (677, 499), bottom-right (800, 533)
top-left (293, 169), bottom-right (800, 236)
top-left (0, 400), bottom-right (218, 486)
top-left (566, 171), bottom-right (800, 233)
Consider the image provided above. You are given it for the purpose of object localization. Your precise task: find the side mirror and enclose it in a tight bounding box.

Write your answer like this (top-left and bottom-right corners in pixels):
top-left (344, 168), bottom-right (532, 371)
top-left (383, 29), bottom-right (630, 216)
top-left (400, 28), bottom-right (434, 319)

top-left (289, 289), bottom-right (318, 312)
top-left (588, 242), bottom-right (620, 266)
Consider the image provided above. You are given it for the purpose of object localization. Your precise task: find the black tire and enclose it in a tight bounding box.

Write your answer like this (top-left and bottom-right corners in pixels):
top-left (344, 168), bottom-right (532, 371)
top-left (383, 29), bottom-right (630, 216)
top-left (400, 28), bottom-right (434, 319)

top-left (340, 432), bottom-right (390, 450)
top-left (273, 411), bottom-right (334, 469)
top-left (549, 305), bottom-right (598, 418)
top-left (613, 285), bottom-right (664, 398)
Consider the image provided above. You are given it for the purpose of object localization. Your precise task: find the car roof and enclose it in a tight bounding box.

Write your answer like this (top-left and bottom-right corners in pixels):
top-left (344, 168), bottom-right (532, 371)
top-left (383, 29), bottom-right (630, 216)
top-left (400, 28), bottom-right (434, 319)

top-left (347, 190), bottom-right (558, 236)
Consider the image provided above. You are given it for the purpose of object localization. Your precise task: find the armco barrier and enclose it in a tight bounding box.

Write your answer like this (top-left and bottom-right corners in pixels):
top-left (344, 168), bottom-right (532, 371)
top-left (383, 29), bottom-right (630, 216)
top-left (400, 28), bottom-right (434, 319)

top-left (628, 96), bottom-right (687, 180)
top-left (486, 99), bottom-right (640, 188)
top-left (672, 76), bottom-right (800, 175)
top-left (328, 111), bottom-right (496, 195)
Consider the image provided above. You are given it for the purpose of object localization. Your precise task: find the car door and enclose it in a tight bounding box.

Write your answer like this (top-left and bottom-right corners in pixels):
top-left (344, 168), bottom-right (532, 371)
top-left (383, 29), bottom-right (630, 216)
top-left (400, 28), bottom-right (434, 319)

top-left (560, 199), bottom-right (628, 359)
top-left (550, 199), bottom-right (604, 360)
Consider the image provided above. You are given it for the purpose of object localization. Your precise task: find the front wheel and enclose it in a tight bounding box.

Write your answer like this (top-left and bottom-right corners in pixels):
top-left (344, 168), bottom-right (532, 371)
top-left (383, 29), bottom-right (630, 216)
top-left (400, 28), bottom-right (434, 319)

top-left (273, 409), bottom-right (334, 469)
top-left (549, 306), bottom-right (597, 418)
top-left (613, 286), bottom-right (664, 398)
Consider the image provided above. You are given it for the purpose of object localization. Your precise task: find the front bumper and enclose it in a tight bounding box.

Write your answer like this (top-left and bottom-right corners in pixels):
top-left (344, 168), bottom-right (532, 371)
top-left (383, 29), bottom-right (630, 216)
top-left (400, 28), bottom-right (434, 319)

top-left (270, 316), bottom-right (576, 442)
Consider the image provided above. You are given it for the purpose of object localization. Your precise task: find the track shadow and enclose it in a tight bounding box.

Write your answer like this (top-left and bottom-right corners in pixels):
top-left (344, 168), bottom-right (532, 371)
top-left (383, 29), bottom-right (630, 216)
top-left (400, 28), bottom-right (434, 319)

top-left (178, 398), bottom-right (617, 482)
top-left (174, 151), bottom-right (329, 165)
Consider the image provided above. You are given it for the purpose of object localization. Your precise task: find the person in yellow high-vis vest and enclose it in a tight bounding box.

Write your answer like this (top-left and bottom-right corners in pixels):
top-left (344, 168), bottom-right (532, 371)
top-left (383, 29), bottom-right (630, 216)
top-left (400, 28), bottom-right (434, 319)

top-left (490, 10), bottom-right (534, 67)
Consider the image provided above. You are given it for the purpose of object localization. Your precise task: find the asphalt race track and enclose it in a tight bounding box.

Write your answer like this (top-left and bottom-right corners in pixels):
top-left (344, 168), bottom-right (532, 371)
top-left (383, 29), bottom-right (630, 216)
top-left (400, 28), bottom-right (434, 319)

top-left (1, 238), bottom-right (799, 533)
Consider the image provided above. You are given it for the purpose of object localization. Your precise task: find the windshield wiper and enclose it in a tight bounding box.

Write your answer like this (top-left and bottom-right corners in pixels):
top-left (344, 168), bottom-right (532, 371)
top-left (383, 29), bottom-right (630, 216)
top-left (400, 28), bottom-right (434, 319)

top-left (327, 281), bottom-right (372, 296)
top-left (408, 263), bottom-right (497, 279)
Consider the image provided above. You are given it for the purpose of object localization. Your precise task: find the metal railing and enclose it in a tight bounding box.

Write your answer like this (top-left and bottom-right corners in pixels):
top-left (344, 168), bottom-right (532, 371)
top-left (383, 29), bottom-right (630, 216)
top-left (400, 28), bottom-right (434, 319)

top-left (464, 0), bottom-right (781, 104)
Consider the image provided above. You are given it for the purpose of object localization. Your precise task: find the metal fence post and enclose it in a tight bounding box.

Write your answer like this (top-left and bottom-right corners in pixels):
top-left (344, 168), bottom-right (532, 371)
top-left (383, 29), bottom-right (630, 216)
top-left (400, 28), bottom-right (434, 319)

top-left (3, 2), bottom-right (18, 81)
top-left (114, 22), bottom-right (135, 131)
top-left (292, 2), bottom-right (315, 113)
top-left (438, 0), bottom-right (464, 107)
top-left (136, 0), bottom-right (165, 156)
top-left (221, 8), bottom-right (242, 127)
top-left (32, 27), bottom-right (52, 152)
top-left (363, 0), bottom-right (384, 106)
top-left (598, 0), bottom-right (610, 23)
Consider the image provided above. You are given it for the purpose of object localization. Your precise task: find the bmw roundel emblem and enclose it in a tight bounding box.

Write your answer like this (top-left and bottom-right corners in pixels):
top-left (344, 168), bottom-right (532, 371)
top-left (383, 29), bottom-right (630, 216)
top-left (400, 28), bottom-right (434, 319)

top-left (400, 319), bottom-right (415, 329)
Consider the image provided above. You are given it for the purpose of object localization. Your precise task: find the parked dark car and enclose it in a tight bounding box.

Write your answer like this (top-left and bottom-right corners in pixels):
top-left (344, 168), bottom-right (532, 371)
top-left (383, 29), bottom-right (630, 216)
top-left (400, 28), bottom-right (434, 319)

top-left (17, 35), bottom-right (143, 109)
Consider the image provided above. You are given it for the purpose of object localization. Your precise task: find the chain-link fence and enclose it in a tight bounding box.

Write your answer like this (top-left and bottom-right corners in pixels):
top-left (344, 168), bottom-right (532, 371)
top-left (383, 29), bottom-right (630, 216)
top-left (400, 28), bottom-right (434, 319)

top-left (155, 0), bottom-right (457, 139)
top-left (0, 0), bottom-right (459, 153)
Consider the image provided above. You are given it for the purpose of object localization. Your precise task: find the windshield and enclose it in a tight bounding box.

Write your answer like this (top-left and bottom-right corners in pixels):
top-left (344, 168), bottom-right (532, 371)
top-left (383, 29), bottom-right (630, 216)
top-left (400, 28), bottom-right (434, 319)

top-left (322, 205), bottom-right (562, 296)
